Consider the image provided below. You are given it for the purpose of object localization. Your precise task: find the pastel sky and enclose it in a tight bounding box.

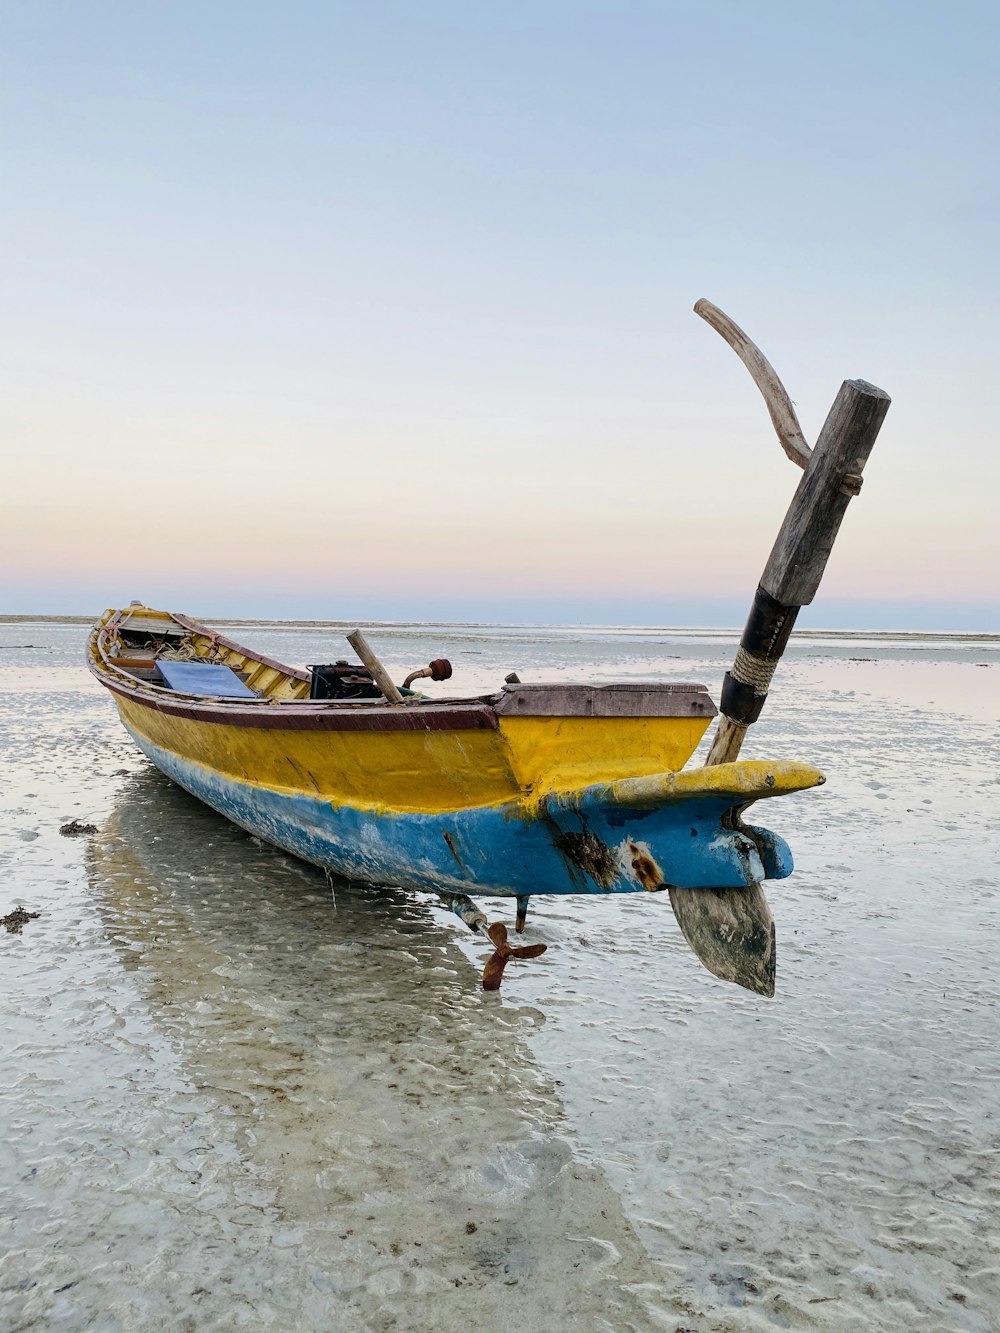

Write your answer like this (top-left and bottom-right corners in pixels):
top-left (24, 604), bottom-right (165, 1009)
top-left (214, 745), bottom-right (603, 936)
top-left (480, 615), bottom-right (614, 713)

top-left (2, 1), bottom-right (997, 629)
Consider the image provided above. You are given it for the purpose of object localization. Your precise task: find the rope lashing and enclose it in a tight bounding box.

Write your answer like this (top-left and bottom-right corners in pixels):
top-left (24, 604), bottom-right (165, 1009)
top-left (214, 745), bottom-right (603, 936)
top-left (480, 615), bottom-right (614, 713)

top-left (731, 645), bottom-right (780, 694)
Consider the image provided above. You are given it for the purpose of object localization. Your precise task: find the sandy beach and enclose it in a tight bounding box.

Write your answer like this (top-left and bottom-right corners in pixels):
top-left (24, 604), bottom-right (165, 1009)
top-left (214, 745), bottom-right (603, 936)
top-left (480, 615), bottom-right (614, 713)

top-left (2, 619), bottom-right (998, 1331)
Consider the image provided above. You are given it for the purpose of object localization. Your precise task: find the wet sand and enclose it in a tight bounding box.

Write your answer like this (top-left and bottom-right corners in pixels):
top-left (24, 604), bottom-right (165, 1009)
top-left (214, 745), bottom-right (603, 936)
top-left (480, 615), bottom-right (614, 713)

top-left (2, 621), bottom-right (998, 1331)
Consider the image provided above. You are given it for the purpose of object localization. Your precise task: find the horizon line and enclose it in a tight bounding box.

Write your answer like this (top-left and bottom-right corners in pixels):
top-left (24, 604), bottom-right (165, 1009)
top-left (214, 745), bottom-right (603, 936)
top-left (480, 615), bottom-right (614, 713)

top-left (3, 613), bottom-right (999, 641)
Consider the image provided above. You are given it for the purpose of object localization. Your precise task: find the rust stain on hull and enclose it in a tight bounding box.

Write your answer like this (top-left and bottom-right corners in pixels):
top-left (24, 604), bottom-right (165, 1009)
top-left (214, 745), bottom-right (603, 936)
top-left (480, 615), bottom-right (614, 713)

top-left (553, 829), bottom-right (619, 889)
top-left (627, 841), bottom-right (666, 891)
top-left (442, 830), bottom-right (465, 868)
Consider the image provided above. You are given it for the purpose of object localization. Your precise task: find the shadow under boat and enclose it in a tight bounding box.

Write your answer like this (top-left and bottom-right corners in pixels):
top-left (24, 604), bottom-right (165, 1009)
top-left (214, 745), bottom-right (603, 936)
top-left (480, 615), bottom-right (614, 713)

top-left (86, 767), bottom-right (516, 1026)
top-left (82, 770), bottom-right (667, 1317)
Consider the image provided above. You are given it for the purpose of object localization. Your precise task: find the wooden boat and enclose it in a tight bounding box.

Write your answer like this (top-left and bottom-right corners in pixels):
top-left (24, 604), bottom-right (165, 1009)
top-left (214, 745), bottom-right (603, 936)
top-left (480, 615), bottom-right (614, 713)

top-left (87, 304), bottom-right (890, 993)
top-left (87, 604), bottom-right (820, 936)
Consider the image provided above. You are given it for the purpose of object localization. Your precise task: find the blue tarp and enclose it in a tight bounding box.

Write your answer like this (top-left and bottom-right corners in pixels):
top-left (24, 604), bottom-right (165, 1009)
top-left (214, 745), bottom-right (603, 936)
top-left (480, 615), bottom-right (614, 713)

top-left (157, 661), bottom-right (257, 698)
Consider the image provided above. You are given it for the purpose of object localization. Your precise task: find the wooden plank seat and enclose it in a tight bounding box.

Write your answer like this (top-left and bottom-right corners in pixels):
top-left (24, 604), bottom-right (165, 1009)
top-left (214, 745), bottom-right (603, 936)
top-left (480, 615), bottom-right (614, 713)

top-left (110, 656), bottom-right (159, 670)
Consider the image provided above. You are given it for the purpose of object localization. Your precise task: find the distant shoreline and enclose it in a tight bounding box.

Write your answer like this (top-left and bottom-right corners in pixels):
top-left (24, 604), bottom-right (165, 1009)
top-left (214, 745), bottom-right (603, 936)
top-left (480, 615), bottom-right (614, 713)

top-left (1, 613), bottom-right (997, 642)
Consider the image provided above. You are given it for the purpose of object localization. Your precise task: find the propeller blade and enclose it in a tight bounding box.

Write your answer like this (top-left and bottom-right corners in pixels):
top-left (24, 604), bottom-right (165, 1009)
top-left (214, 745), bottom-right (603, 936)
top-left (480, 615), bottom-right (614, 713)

top-left (510, 943), bottom-right (547, 960)
top-left (482, 950), bottom-right (508, 991)
top-left (487, 921), bottom-right (508, 949)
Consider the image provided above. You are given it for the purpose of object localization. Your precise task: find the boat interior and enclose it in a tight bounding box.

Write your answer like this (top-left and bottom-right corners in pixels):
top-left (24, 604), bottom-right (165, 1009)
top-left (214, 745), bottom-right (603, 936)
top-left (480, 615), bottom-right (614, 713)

top-left (93, 606), bottom-right (718, 734)
top-left (97, 607), bottom-right (364, 704)
top-left (95, 608), bottom-right (519, 708)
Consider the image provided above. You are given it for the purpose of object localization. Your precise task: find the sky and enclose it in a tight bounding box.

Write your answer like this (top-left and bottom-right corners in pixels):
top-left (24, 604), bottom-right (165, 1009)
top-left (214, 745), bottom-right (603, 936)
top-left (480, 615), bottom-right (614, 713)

top-left (2, 1), bottom-right (998, 629)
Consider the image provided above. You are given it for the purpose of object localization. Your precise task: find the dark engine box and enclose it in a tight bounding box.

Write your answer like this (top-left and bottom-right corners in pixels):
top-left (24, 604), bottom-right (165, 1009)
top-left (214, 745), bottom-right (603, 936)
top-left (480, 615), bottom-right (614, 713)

top-left (308, 661), bottom-right (383, 700)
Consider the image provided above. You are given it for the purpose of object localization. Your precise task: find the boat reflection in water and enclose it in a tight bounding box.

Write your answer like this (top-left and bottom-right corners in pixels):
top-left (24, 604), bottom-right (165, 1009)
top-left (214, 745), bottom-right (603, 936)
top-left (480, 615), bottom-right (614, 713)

top-left (84, 770), bottom-right (663, 1326)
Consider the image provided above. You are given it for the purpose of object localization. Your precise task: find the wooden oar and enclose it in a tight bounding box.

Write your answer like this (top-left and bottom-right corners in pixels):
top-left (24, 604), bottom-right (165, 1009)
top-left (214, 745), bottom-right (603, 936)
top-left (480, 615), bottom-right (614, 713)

top-left (669, 301), bottom-right (891, 996)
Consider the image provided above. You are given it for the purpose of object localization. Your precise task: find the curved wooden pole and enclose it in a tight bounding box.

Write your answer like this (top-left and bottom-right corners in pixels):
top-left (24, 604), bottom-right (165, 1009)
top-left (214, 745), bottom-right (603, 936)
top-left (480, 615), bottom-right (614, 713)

top-left (694, 298), bottom-right (811, 469)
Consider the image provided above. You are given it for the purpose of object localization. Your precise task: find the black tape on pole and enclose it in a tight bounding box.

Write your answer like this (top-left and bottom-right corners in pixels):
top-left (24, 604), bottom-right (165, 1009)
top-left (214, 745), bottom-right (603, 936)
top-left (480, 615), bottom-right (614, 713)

top-left (742, 586), bottom-right (800, 660)
top-left (720, 587), bottom-right (800, 724)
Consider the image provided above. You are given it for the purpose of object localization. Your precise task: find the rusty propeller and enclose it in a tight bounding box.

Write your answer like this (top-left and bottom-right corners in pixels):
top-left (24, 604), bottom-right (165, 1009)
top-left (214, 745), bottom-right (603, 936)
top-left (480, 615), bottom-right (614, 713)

top-left (481, 921), bottom-right (547, 991)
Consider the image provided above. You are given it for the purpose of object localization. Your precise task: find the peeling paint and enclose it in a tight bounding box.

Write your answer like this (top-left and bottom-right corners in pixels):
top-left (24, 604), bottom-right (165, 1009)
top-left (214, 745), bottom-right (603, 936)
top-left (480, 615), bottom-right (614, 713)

top-left (442, 831), bottom-right (464, 868)
top-left (121, 725), bottom-right (805, 900)
top-left (625, 841), bottom-right (665, 892)
top-left (553, 830), bottom-right (619, 890)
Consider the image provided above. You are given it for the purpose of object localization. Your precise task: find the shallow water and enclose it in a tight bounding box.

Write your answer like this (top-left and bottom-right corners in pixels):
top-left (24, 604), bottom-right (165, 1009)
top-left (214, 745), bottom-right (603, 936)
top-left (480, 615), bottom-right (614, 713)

top-left (1, 621), bottom-right (998, 1331)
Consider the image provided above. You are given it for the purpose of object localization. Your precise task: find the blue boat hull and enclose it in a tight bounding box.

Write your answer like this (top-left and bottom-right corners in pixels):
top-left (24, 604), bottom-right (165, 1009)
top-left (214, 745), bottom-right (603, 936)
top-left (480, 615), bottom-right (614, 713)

top-left (127, 726), bottom-right (821, 899)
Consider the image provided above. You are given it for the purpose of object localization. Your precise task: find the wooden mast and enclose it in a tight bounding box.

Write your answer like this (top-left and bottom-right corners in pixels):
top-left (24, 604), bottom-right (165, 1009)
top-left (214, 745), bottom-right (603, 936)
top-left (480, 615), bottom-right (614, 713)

top-left (669, 301), bottom-right (891, 995)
